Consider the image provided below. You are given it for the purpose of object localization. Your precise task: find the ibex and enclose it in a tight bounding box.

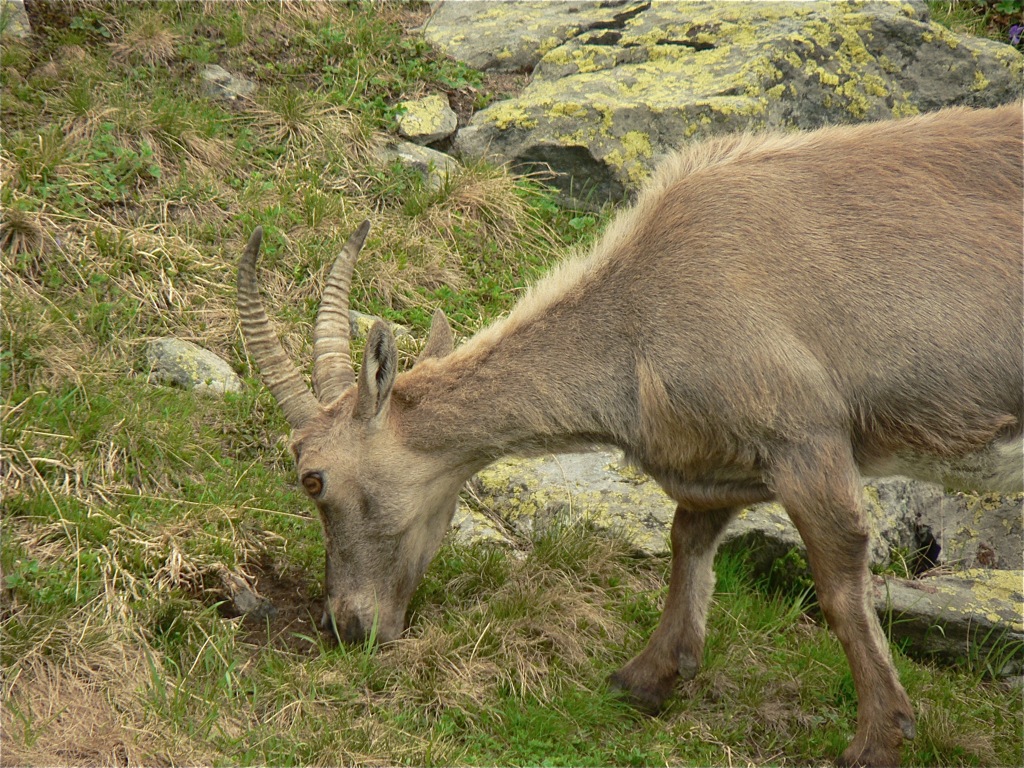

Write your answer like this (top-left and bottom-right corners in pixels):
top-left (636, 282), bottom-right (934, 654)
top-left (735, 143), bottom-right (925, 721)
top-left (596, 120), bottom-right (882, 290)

top-left (237, 102), bottom-right (1023, 767)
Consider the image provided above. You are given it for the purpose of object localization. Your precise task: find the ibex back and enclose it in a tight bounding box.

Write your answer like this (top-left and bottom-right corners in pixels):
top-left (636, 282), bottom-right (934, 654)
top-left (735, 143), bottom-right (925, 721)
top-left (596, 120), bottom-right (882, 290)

top-left (237, 102), bottom-right (1023, 767)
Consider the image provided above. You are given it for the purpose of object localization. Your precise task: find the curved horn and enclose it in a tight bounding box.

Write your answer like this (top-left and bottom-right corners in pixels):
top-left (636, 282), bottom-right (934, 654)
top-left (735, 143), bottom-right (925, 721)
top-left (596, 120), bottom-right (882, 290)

top-left (312, 220), bottom-right (371, 404)
top-left (238, 227), bottom-right (320, 428)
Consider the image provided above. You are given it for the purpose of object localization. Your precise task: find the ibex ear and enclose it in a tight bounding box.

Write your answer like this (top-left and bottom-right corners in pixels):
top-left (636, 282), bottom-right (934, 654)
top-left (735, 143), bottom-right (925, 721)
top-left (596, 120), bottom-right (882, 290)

top-left (354, 321), bottom-right (397, 422)
top-left (416, 309), bottom-right (454, 363)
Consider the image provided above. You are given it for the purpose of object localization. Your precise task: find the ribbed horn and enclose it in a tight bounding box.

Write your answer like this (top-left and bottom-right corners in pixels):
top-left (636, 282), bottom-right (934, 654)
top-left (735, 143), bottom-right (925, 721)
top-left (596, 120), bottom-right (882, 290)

top-left (312, 220), bottom-right (371, 404)
top-left (238, 227), bottom-right (320, 429)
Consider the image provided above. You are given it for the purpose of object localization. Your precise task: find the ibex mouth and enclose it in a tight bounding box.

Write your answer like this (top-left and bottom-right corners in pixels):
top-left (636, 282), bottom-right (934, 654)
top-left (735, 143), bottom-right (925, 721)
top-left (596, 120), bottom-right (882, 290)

top-left (320, 606), bottom-right (407, 647)
top-left (320, 610), bottom-right (370, 646)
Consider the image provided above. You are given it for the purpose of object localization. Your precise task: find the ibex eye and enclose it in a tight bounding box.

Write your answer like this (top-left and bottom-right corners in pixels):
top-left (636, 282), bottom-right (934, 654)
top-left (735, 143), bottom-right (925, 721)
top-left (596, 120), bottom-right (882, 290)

top-left (301, 472), bottom-right (324, 497)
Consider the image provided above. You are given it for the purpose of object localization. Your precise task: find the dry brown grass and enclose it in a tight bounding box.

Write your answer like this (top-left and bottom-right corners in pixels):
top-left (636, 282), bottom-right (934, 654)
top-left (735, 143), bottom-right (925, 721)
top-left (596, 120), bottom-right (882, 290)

top-left (0, 205), bottom-right (49, 258)
top-left (421, 161), bottom-right (558, 254)
top-left (2, 651), bottom-right (148, 766)
top-left (109, 10), bottom-right (179, 68)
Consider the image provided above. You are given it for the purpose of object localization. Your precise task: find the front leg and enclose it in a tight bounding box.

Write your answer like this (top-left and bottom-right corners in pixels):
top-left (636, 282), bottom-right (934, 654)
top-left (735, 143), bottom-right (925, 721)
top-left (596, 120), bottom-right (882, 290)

top-left (611, 504), bottom-right (738, 712)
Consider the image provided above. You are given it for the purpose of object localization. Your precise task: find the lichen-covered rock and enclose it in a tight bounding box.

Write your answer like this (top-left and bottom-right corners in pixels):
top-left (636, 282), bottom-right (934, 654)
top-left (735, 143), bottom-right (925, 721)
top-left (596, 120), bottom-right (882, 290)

top-left (873, 569), bottom-right (1024, 674)
top-left (470, 449), bottom-right (1024, 672)
top-left (423, 0), bottom-right (651, 73)
top-left (919, 491), bottom-right (1023, 570)
top-left (471, 451), bottom-right (929, 567)
top-left (450, 504), bottom-right (514, 547)
top-left (1, 0), bottom-right (31, 38)
top-left (200, 64), bottom-right (256, 102)
top-left (396, 94), bottom-right (458, 145)
top-left (379, 141), bottom-right (460, 192)
top-left (470, 451), bottom-right (676, 555)
top-left (348, 310), bottom-right (418, 354)
top-left (147, 338), bottom-right (243, 396)
top-left (443, 1), bottom-right (1024, 206)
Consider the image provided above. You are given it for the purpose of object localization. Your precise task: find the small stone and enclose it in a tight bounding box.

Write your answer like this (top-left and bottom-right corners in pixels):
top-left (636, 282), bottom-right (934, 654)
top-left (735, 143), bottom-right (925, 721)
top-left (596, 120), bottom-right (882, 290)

top-left (147, 338), bottom-right (243, 396)
top-left (396, 94), bottom-right (458, 145)
top-left (220, 570), bottom-right (277, 621)
top-left (379, 141), bottom-right (460, 192)
top-left (348, 310), bottom-right (417, 353)
top-left (200, 64), bottom-right (256, 102)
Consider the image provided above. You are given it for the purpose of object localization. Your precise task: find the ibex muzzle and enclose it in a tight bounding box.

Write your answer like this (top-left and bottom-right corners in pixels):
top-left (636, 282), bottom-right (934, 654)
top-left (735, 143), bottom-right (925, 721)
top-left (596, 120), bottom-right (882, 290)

top-left (238, 102), bottom-right (1023, 766)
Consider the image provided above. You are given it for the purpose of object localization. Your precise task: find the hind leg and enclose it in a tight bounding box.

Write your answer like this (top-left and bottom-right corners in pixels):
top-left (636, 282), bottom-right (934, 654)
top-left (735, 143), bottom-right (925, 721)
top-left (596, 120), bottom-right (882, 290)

top-left (774, 438), bottom-right (915, 767)
top-left (610, 504), bottom-right (738, 712)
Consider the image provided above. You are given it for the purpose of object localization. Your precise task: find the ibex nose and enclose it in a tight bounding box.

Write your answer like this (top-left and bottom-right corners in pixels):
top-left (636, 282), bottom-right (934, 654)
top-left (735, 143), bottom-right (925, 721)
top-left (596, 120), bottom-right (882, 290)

top-left (320, 608), bottom-right (369, 645)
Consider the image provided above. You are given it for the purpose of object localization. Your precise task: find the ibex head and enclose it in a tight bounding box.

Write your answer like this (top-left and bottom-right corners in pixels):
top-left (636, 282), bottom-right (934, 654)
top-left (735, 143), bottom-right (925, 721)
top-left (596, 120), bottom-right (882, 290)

top-left (237, 223), bottom-right (458, 644)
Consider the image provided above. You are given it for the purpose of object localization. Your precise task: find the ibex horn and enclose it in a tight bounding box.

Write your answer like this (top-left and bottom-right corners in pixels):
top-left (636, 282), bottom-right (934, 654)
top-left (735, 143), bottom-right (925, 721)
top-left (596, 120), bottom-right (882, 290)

top-left (312, 220), bottom-right (371, 404)
top-left (237, 227), bottom-right (320, 429)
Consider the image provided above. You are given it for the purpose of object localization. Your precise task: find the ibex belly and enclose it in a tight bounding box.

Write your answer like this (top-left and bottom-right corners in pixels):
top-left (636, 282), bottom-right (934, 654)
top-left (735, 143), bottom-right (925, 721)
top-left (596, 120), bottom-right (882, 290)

top-left (861, 436), bottom-right (1024, 494)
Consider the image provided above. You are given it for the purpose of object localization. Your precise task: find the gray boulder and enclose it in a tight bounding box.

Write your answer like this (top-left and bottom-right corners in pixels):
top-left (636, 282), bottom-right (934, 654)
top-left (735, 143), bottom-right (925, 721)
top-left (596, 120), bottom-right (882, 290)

top-left (423, 0), bottom-right (651, 73)
top-left (469, 451), bottom-right (936, 567)
top-left (147, 338), bottom-right (243, 396)
top-left (1, 0), bottom-right (31, 38)
top-left (464, 450), bottom-right (1024, 673)
top-left (918, 492), bottom-right (1023, 570)
top-left (873, 569), bottom-right (1023, 673)
top-left (451, 504), bottom-right (515, 547)
top-left (437, 1), bottom-right (1024, 206)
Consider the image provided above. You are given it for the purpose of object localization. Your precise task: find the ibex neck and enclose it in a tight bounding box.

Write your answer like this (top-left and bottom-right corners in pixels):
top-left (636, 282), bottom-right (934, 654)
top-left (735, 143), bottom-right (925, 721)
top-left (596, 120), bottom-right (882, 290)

top-left (391, 310), bottom-right (634, 475)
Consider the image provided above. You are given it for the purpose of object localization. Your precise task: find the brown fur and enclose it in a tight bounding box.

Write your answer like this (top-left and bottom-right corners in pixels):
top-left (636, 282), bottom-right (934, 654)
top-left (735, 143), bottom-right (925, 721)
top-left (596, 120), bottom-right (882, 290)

top-left (242, 102), bottom-right (1024, 767)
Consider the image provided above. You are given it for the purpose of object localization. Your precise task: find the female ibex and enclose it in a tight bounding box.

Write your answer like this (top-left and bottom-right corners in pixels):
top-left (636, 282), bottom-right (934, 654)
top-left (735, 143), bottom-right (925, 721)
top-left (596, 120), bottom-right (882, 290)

top-left (237, 102), bottom-right (1023, 767)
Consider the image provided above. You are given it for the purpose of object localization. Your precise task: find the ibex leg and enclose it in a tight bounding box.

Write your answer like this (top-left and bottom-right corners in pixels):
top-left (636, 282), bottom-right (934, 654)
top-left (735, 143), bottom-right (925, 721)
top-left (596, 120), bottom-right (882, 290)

top-left (773, 439), bottom-right (915, 768)
top-left (610, 504), bottom-right (738, 712)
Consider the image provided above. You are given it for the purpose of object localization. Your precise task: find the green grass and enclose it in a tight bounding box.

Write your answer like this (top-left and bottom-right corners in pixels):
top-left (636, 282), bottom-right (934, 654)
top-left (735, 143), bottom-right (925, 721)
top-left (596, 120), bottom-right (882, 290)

top-left (1, 2), bottom-right (1021, 765)
top-left (929, 0), bottom-right (1024, 43)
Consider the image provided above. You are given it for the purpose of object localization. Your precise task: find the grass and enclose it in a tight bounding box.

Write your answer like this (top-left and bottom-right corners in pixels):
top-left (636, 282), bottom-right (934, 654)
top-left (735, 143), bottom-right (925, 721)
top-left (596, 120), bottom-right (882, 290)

top-left (1, 2), bottom-right (1021, 766)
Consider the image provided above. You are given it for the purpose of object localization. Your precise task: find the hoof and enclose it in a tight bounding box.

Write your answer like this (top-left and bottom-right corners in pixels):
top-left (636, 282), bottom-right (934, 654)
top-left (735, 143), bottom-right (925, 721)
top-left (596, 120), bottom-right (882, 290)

top-left (608, 669), bottom-right (672, 715)
top-left (837, 742), bottom-right (902, 768)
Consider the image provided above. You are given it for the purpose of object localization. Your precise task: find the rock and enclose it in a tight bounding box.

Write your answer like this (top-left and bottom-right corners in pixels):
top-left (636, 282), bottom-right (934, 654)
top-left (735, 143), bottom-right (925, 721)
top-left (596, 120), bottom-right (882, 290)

top-left (220, 570), bottom-right (277, 621)
top-left (873, 569), bottom-right (1023, 675)
top-left (348, 310), bottom-right (418, 354)
top-left (200, 64), bottom-right (256, 102)
top-left (471, 451), bottom-right (939, 568)
top-left (423, 0), bottom-right (651, 73)
top-left (919, 492), bottom-right (1023, 570)
top-left (470, 451), bottom-right (676, 555)
top-left (470, 450), bottom-right (1024, 669)
top-left (20, 0), bottom-right (82, 34)
top-left (147, 338), bottom-right (243, 396)
top-left (1, 0), bottom-right (31, 38)
top-left (379, 141), bottom-right (460, 192)
top-left (396, 94), bottom-right (458, 145)
top-left (450, 504), bottom-right (513, 547)
top-left (440, 1), bottom-right (1024, 206)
